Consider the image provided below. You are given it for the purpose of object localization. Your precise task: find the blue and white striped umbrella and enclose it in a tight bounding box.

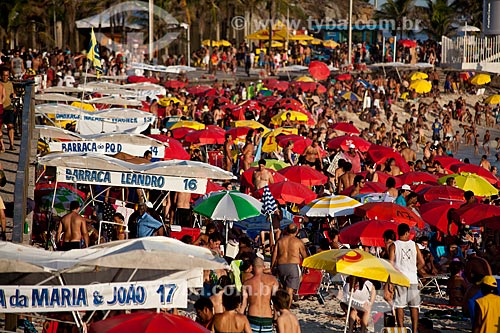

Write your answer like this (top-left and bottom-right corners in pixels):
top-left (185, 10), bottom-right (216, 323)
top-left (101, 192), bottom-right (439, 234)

top-left (261, 185), bottom-right (278, 215)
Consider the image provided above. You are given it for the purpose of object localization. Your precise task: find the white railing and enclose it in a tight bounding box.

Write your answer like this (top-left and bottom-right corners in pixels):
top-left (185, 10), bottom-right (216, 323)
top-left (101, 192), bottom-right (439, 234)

top-left (441, 35), bottom-right (500, 65)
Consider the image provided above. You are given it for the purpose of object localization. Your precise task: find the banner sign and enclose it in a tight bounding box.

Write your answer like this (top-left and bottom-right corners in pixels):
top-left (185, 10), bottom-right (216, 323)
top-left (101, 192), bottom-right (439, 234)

top-left (56, 167), bottom-right (208, 194)
top-left (53, 113), bottom-right (155, 135)
top-left (49, 141), bottom-right (165, 158)
top-left (0, 278), bottom-right (187, 312)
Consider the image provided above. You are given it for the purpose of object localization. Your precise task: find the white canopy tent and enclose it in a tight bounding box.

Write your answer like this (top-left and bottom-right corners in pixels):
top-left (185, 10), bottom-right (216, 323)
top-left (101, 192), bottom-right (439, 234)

top-left (35, 104), bottom-right (156, 135)
top-left (0, 237), bottom-right (227, 323)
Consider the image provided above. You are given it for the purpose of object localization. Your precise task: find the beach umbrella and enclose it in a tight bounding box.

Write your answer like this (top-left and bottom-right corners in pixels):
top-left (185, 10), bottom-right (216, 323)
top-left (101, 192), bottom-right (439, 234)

top-left (354, 202), bottom-right (425, 228)
top-left (261, 185), bottom-right (278, 216)
top-left (276, 97), bottom-right (303, 107)
top-left (396, 172), bottom-right (438, 185)
top-left (308, 61), bottom-right (330, 81)
top-left (257, 181), bottom-right (317, 205)
top-left (127, 76), bottom-right (159, 84)
top-left (484, 94), bottom-right (500, 105)
top-left (409, 79), bottom-right (432, 94)
top-left (328, 135), bottom-right (371, 152)
top-left (357, 79), bottom-right (374, 89)
top-left (226, 126), bottom-right (253, 139)
top-left (89, 96), bottom-right (143, 107)
top-left (470, 73), bottom-right (491, 86)
top-left (249, 159), bottom-right (289, 171)
top-left (89, 311), bottom-right (210, 333)
top-left (340, 220), bottom-right (414, 247)
top-left (340, 91), bottom-right (362, 102)
top-left (171, 127), bottom-right (195, 139)
top-left (37, 185), bottom-right (86, 216)
top-left (277, 65), bottom-right (309, 72)
top-left (163, 80), bottom-right (186, 89)
top-left (300, 195), bottom-right (361, 217)
top-left (340, 181), bottom-right (387, 196)
top-left (239, 100), bottom-right (262, 112)
top-left (335, 73), bottom-right (352, 81)
top-left (163, 65), bottom-right (196, 74)
top-left (330, 122), bottom-right (360, 134)
top-left (295, 76), bottom-right (315, 82)
top-left (449, 164), bottom-right (498, 185)
top-left (276, 134), bottom-right (312, 154)
top-left (420, 200), bottom-right (463, 234)
top-left (184, 128), bottom-right (225, 145)
top-left (452, 203), bottom-right (500, 226)
top-left (148, 135), bottom-right (190, 160)
top-left (438, 172), bottom-right (499, 196)
top-left (357, 171), bottom-right (398, 186)
top-left (170, 120), bottom-right (205, 130)
top-left (409, 71), bottom-right (428, 80)
top-left (271, 110), bottom-right (309, 124)
top-left (367, 145), bottom-right (410, 173)
top-left (417, 185), bottom-right (465, 202)
top-left (158, 97), bottom-right (184, 107)
top-left (240, 167), bottom-right (287, 191)
top-left (193, 190), bottom-right (262, 221)
top-left (70, 101), bottom-right (96, 111)
top-left (186, 85), bottom-right (212, 96)
top-left (35, 93), bottom-right (80, 102)
top-left (232, 120), bottom-right (270, 134)
top-left (302, 249), bottom-right (409, 333)
top-left (265, 80), bottom-right (289, 92)
top-left (217, 39), bottom-right (231, 47)
top-left (399, 39), bottom-right (417, 48)
top-left (434, 155), bottom-right (463, 172)
top-left (278, 165), bottom-right (328, 186)
top-left (322, 40), bottom-right (339, 48)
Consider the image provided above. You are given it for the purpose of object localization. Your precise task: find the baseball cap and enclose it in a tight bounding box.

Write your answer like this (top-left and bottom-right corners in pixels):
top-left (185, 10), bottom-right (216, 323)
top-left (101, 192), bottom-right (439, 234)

top-left (401, 184), bottom-right (412, 191)
top-left (349, 143), bottom-right (356, 149)
top-left (480, 275), bottom-right (498, 288)
top-left (466, 249), bottom-right (476, 256)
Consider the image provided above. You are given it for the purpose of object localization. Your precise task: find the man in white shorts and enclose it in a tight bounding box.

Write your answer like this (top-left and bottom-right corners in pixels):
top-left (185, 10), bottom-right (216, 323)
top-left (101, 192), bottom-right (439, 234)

top-left (389, 223), bottom-right (424, 333)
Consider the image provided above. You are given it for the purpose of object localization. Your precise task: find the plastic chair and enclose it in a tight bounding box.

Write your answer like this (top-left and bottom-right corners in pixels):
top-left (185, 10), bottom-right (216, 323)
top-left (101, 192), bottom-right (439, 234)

top-left (297, 268), bottom-right (325, 305)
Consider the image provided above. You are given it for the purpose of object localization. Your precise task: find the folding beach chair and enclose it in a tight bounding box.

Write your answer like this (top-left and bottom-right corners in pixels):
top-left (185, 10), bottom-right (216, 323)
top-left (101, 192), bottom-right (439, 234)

top-left (297, 268), bottom-right (325, 305)
top-left (418, 274), bottom-right (449, 298)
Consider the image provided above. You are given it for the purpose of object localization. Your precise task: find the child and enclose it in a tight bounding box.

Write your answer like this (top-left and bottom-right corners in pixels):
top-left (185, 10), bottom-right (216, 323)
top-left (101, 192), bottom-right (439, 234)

top-left (272, 289), bottom-right (301, 333)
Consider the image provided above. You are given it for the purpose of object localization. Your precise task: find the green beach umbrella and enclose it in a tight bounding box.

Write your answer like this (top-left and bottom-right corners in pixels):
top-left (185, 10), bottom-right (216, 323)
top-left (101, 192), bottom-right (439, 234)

top-left (250, 159), bottom-right (289, 171)
top-left (193, 190), bottom-right (263, 221)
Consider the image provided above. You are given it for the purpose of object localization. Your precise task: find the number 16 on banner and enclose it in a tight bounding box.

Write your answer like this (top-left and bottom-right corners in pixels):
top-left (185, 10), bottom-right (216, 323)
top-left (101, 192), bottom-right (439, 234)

top-left (156, 284), bottom-right (178, 304)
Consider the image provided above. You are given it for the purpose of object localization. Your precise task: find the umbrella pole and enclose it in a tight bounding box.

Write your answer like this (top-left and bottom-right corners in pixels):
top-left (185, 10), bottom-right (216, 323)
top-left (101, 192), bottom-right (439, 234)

top-left (224, 220), bottom-right (228, 256)
top-left (344, 276), bottom-right (356, 333)
top-left (57, 274), bottom-right (83, 329)
top-left (268, 213), bottom-right (275, 250)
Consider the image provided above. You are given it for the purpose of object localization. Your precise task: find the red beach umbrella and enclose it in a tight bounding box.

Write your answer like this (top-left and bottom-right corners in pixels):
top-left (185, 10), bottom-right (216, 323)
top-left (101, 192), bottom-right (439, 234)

top-left (309, 61), bottom-right (330, 81)
top-left (367, 145), bottom-right (410, 173)
top-left (278, 165), bottom-right (328, 187)
top-left (226, 126), bottom-right (253, 139)
top-left (164, 80), bottom-right (186, 89)
top-left (340, 181), bottom-right (387, 196)
top-left (256, 181), bottom-right (317, 205)
top-left (171, 127), bottom-right (195, 139)
top-left (184, 128), bottom-right (225, 145)
top-left (434, 156), bottom-right (462, 172)
top-left (420, 199), bottom-right (463, 234)
top-left (340, 219), bottom-right (414, 247)
top-left (417, 185), bottom-right (465, 202)
top-left (396, 172), bottom-right (438, 185)
top-left (450, 164), bottom-right (498, 185)
top-left (455, 203), bottom-right (500, 225)
top-left (354, 202), bottom-right (425, 228)
top-left (240, 167), bottom-right (286, 191)
top-left (147, 135), bottom-right (190, 160)
top-left (127, 76), bottom-right (159, 84)
top-left (330, 122), bottom-right (360, 134)
top-left (328, 135), bottom-right (371, 152)
top-left (276, 134), bottom-right (312, 154)
top-left (357, 171), bottom-right (399, 187)
top-left (335, 73), bottom-right (352, 81)
top-left (186, 85), bottom-right (212, 96)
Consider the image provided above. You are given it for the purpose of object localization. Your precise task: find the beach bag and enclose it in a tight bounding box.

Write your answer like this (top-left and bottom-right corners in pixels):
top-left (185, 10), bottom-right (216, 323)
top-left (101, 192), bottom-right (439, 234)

top-left (0, 170), bottom-right (6, 187)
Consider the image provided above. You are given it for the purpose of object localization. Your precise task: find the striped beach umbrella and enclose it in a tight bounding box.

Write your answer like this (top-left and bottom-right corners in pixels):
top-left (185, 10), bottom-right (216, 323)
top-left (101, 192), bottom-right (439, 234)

top-left (193, 190), bottom-right (263, 221)
top-left (300, 195), bottom-right (362, 217)
top-left (261, 185), bottom-right (278, 215)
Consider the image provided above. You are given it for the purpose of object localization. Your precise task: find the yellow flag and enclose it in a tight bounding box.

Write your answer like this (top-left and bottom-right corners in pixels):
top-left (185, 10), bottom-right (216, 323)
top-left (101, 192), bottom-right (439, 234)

top-left (87, 28), bottom-right (102, 78)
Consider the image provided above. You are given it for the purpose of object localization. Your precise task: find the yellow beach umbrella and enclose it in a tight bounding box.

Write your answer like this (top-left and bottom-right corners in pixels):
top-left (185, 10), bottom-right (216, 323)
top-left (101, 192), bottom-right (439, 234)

top-left (311, 38), bottom-right (322, 45)
top-left (218, 40), bottom-right (231, 47)
top-left (231, 120), bottom-right (270, 134)
top-left (170, 120), bottom-right (205, 130)
top-left (295, 76), bottom-right (315, 82)
top-left (484, 94), bottom-right (500, 105)
top-left (438, 172), bottom-right (498, 197)
top-left (409, 71), bottom-right (428, 80)
top-left (202, 40), bottom-right (219, 47)
top-left (158, 97), bottom-right (184, 107)
top-left (265, 41), bottom-right (284, 48)
top-left (302, 249), bottom-right (410, 287)
top-left (470, 73), bottom-right (491, 86)
top-left (261, 127), bottom-right (298, 153)
top-left (271, 110), bottom-right (309, 125)
top-left (409, 79), bottom-right (432, 94)
top-left (400, 92), bottom-right (409, 100)
top-left (70, 101), bottom-right (96, 111)
top-left (323, 40), bottom-right (339, 48)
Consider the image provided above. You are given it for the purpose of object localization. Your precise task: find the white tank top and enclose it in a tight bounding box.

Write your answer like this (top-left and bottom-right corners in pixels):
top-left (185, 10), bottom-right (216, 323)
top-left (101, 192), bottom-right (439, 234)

top-left (393, 240), bottom-right (418, 284)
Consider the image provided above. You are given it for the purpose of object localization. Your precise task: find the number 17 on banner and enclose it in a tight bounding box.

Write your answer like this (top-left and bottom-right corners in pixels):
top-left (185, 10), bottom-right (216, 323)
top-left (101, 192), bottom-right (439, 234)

top-left (156, 284), bottom-right (178, 305)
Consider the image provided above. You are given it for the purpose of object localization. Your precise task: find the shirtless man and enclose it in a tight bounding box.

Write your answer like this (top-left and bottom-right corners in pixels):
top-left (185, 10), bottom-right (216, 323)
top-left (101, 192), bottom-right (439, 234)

top-left (252, 159), bottom-right (274, 190)
top-left (57, 201), bottom-right (89, 251)
top-left (479, 155), bottom-right (491, 171)
top-left (271, 223), bottom-right (308, 305)
top-left (400, 142), bottom-right (416, 163)
top-left (242, 137), bottom-right (254, 171)
top-left (242, 258), bottom-right (279, 333)
top-left (302, 140), bottom-right (323, 170)
top-left (174, 191), bottom-right (192, 227)
top-left (223, 133), bottom-right (233, 172)
top-left (338, 162), bottom-right (355, 194)
top-left (273, 290), bottom-right (301, 333)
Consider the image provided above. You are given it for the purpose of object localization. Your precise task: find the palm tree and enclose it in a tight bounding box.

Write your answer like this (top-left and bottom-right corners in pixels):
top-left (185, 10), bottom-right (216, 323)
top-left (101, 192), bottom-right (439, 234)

top-left (451, 0), bottom-right (483, 29)
top-left (422, 0), bottom-right (453, 39)
top-left (374, 0), bottom-right (415, 39)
